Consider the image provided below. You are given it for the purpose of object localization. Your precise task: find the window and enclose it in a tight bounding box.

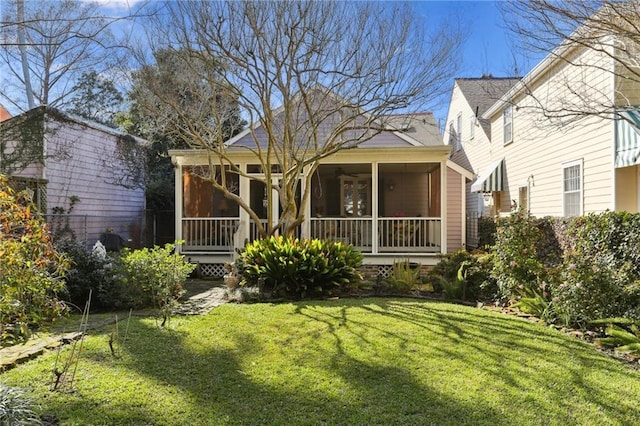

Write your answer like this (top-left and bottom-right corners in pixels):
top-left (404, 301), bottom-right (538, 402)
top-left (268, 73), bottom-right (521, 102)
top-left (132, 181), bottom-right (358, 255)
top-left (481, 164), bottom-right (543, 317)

top-left (456, 113), bottom-right (462, 151)
top-left (562, 160), bottom-right (582, 217)
top-left (503, 105), bottom-right (513, 145)
top-left (340, 177), bottom-right (371, 217)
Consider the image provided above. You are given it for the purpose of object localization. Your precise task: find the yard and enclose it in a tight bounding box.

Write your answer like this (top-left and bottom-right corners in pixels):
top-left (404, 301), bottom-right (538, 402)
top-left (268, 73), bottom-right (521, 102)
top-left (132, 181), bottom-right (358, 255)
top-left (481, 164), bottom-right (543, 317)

top-left (2, 298), bottom-right (640, 425)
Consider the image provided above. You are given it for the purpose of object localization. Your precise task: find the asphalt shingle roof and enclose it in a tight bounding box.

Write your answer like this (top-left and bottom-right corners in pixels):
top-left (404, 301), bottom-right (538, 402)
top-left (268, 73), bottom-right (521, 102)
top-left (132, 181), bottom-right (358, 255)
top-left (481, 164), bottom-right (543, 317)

top-left (455, 77), bottom-right (520, 138)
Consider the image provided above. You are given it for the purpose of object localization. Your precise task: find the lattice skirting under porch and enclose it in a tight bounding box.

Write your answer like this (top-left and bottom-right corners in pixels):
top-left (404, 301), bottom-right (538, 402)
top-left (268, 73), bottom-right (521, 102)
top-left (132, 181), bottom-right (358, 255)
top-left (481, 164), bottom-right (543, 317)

top-left (197, 263), bottom-right (227, 278)
top-left (196, 263), bottom-right (425, 279)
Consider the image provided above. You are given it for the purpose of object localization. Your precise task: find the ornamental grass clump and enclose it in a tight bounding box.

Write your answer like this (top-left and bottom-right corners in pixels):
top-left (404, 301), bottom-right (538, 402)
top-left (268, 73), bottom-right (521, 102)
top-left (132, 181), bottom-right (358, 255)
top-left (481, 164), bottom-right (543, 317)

top-left (0, 384), bottom-right (41, 426)
top-left (236, 236), bottom-right (363, 299)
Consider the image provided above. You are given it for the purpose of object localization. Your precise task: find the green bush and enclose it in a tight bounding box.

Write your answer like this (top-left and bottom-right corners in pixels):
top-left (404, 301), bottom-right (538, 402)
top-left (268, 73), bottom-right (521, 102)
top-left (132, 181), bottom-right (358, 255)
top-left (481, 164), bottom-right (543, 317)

top-left (491, 213), bottom-right (561, 304)
top-left (426, 249), bottom-right (496, 302)
top-left (0, 175), bottom-right (69, 345)
top-left (477, 215), bottom-right (497, 248)
top-left (120, 243), bottom-right (196, 327)
top-left (56, 239), bottom-right (138, 312)
top-left (554, 212), bottom-right (640, 326)
top-left (236, 236), bottom-right (363, 300)
top-left (384, 259), bottom-right (420, 293)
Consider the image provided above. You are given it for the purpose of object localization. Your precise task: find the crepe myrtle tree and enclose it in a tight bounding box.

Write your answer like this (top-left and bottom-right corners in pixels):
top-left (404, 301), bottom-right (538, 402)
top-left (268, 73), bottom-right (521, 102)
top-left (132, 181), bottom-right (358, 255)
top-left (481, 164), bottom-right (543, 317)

top-left (137, 0), bottom-right (463, 237)
top-left (499, 0), bottom-right (640, 130)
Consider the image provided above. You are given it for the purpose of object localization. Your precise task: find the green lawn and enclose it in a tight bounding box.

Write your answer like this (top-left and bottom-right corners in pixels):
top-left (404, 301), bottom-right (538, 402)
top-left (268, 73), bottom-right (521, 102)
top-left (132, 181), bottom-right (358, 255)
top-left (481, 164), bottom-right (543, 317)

top-left (2, 298), bottom-right (640, 425)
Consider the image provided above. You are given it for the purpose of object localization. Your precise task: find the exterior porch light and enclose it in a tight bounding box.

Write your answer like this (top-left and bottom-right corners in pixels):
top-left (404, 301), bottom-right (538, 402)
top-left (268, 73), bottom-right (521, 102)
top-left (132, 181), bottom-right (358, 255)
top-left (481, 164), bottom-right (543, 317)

top-left (482, 192), bottom-right (492, 202)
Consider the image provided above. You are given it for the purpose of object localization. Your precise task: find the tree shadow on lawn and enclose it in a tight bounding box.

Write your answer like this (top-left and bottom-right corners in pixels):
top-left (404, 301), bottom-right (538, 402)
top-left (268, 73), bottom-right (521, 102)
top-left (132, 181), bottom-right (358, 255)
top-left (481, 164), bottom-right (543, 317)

top-left (63, 311), bottom-right (510, 426)
top-left (296, 298), bottom-right (640, 424)
top-left (53, 298), bottom-right (640, 425)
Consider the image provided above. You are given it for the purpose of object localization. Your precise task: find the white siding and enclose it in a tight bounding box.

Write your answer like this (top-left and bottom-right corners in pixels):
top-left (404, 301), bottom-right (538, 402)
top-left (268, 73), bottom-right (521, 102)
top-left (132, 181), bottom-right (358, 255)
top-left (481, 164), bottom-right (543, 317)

top-left (486, 46), bottom-right (617, 217)
top-left (44, 120), bottom-right (145, 217)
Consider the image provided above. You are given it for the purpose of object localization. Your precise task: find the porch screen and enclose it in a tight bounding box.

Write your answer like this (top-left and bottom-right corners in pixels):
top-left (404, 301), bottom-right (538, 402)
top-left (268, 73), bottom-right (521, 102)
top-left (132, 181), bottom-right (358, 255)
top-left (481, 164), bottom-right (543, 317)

top-left (183, 166), bottom-right (238, 217)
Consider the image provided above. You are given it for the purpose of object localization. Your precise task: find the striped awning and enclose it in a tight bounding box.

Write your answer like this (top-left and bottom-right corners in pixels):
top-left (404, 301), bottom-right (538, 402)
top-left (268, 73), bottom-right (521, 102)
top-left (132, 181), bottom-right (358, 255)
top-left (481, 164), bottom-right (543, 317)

top-left (615, 109), bottom-right (640, 168)
top-left (471, 158), bottom-right (505, 193)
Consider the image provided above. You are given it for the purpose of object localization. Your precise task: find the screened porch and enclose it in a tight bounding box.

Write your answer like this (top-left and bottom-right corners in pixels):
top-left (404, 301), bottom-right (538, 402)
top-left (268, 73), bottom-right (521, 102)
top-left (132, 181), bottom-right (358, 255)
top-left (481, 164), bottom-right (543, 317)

top-left (179, 162), bottom-right (443, 254)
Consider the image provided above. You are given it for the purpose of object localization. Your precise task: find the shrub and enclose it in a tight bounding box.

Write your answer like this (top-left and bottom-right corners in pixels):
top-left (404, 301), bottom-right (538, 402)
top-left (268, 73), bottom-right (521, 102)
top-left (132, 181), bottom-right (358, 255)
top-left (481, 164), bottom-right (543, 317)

top-left (120, 243), bottom-right (196, 327)
top-left (477, 215), bottom-right (497, 248)
top-left (491, 213), bottom-right (561, 304)
top-left (0, 175), bottom-right (69, 345)
top-left (0, 384), bottom-right (41, 426)
top-left (56, 239), bottom-right (137, 311)
top-left (426, 249), bottom-right (496, 302)
top-left (555, 212), bottom-right (640, 326)
top-left (236, 236), bottom-right (363, 299)
top-left (384, 259), bottom-right (420, 293)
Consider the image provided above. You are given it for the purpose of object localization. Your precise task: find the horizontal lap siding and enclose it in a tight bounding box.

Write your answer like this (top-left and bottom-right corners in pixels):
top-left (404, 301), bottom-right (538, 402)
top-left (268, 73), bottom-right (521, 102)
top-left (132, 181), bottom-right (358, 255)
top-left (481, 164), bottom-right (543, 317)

top-left (446, 167), bottom-right (462, 252)
top-left (44, 121), bottom-right (145, 217)
top-left (489, 46), bottom-right (615, 217)
top-left (445, 82), bottom-right (492, 217)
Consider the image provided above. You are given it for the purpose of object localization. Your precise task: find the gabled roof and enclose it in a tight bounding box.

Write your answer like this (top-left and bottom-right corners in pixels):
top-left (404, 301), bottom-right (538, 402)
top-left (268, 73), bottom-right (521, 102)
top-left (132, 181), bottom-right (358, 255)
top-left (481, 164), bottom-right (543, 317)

top-left (0, 106), bottom-right (147, 145)
top-left (383, 112), bottom-right (442, 146)
top-left (455, 77), bottom-right (520, 137)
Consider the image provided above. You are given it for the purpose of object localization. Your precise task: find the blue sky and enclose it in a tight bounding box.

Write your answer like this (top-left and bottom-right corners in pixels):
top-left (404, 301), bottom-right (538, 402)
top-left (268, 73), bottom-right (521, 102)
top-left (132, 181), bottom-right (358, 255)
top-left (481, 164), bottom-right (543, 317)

top-left (7, 1), bottom-right (541, 127)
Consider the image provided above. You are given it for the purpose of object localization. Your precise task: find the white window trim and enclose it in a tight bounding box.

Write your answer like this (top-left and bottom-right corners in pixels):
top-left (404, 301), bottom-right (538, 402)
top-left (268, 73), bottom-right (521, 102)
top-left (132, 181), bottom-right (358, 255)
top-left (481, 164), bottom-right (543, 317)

top-left (503, 105), bottom-right (513, 146)
top-left (562, 159), bottom-right (583, 217)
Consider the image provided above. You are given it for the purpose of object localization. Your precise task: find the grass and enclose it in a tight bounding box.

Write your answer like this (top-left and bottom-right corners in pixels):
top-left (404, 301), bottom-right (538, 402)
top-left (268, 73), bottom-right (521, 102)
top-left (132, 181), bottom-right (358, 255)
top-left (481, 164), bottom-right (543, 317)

top-left (2, 298), bottom-right (640, 425)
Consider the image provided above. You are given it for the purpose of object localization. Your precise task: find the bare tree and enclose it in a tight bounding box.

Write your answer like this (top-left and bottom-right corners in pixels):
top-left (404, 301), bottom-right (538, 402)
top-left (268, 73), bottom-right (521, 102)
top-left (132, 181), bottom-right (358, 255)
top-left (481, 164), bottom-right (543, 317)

top-left (137, 0), bottom-right (463, 237)
top-left (0, 0), bottom-right (137, 113)
top-left (499, 1), bottom-right (640, 128)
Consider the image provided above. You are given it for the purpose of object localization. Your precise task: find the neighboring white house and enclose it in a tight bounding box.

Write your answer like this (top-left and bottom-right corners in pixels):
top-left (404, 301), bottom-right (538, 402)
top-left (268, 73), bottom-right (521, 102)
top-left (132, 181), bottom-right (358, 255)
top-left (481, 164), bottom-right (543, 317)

top-left (170, 108), bottom-right (473, 278)
top-left (443, 77), bottom-right (520, 224)
top-left (446, 19), bottom-right (640, 228)
top-left (0, 106), bottom-right (147, 245)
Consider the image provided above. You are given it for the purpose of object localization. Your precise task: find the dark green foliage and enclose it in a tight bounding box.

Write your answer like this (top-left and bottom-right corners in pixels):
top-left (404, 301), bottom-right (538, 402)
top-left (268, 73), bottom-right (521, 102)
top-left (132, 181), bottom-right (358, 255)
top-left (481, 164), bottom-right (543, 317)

top-left (56, 239), bottom-right (140, 312)
top-left (477, 215), bottom-right (497, 248)
top-left (67, 71), bottom-right (124, 127)
top-left (236, 236), bottom-right (363, 299)
top-left (426, 249), bottom-right (496, 302)
top-left (491, 213), bottom-right (561, 303)
top-left (555, 211), bottom-right (640, 325)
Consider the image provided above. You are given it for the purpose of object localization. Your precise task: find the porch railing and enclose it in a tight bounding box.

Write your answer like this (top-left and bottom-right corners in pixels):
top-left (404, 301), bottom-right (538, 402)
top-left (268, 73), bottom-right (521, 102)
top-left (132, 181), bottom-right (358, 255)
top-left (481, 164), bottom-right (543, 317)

top-left (181, 216), bottom-right (441, 253)
top-left (378, 217), bottom-right (441, 252)
top-left (310, 217), bottom-right (373, 252)
top-left (182, 217), bottom-right (239, 252)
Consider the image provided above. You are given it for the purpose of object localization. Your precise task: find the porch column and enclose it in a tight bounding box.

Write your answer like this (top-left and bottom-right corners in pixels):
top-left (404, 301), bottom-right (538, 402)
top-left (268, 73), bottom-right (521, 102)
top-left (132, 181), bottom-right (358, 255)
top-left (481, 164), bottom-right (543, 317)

top-left (238, 163), bottom-right (250, 253)
top-left (372, 161), bottom-right (379, 253)
top-left (301, 166), bottom-right (311, 239)
top-left (440, 160), bottom-right (447, 254)
top-left (174, 161), bottom-right (183, 254)
top-left (271, 177), bottom-right (280, 236)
